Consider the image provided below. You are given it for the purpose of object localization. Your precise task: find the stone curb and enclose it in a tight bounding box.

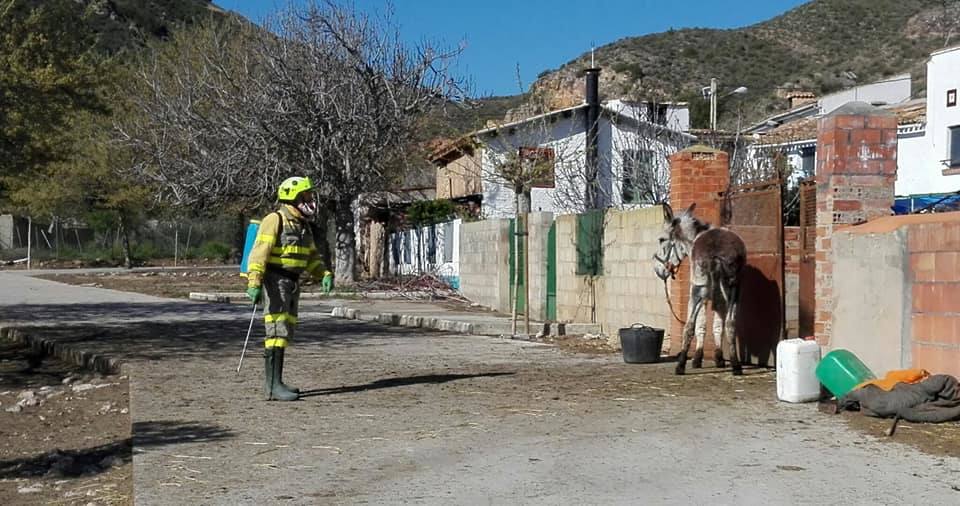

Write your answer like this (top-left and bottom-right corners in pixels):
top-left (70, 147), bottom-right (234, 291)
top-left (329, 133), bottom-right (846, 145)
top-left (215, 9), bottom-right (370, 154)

top-left (189, 291), bottom-right (439, 303)
top-left (329, 306), bottom-right (476, 334)
top-left (0, 325), bottom-right (125, 375)
top-left (327, 306), bottom-right (601, 338)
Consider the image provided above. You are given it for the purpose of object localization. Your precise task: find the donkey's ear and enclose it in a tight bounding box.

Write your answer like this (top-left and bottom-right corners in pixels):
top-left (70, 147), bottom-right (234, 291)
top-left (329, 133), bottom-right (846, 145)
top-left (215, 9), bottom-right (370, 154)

top-left (684, 202), bottom-right (697, 216)
top-left (661, 203), bottom-right (674, 222)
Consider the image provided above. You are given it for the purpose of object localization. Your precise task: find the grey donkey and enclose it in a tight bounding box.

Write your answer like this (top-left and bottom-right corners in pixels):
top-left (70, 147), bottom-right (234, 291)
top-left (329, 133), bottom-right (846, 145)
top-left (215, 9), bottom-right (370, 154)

top-left (653, 202), bottom-right (747, 376)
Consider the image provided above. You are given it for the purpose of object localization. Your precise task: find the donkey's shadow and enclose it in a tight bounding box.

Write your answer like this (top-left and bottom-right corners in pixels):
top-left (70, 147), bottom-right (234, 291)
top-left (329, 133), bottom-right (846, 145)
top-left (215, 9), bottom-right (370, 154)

top-left (735, 264), bottom-right (782, 367)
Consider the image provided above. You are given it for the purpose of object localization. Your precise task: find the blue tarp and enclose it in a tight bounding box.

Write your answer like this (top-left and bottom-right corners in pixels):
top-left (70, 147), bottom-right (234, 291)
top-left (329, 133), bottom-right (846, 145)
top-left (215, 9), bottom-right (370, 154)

top-left (893, 193), bottom-right (960, 215)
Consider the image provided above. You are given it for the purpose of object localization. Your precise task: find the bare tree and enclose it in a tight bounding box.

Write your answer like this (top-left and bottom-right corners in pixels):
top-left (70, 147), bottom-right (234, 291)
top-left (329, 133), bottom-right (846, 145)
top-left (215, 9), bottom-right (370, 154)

top-left (116, 17), bottom-right (282, 213)
top-left (117, 2), bottom-right (464, 283)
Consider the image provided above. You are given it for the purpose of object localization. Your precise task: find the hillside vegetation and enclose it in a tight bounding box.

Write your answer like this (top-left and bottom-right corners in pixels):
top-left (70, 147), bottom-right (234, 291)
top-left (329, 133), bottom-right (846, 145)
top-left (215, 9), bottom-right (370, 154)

top-left (517, 0), bottom-right (960, 129)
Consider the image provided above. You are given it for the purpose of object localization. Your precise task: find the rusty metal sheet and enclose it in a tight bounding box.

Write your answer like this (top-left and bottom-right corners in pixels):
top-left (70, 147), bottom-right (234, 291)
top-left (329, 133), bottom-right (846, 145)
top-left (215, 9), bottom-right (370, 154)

top-left (717, 179), bottom-right (784, 366)
top-left (798, 180), bottom-right (817, 338)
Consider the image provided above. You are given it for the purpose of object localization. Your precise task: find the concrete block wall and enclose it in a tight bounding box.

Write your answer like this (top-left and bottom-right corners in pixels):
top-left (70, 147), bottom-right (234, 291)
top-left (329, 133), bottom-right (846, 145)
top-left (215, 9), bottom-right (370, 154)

top-left (555, 207), bottom-right (671, 348)
top-left (459, 218), bottom-right (511, 313)
top-left (815, 102), bottom-right (898, 346)
top-left (526, 212), bottom-right (554, 322)
top-left (594, 207), bottom-right (671, 347)
top-left (556, 214), bottom-right (596, 324)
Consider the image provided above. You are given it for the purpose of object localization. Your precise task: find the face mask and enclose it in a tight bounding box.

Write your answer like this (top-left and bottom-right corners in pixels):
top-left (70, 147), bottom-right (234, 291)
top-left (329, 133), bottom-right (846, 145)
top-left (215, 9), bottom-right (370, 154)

top-left (297, 200), bottom-right (318, 217)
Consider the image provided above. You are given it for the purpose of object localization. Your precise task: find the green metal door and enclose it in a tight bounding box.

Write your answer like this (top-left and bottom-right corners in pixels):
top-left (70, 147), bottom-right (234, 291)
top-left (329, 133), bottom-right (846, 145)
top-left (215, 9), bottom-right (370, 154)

top-left (508, 219), bottom-right (525, 313)
top-left (546, 221), bottom-right (557, 320)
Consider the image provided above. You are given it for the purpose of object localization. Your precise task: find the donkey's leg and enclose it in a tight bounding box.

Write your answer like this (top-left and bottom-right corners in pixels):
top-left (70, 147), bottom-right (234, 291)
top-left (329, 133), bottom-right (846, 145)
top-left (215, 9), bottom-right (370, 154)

top-left (712, 304), bottom-right (726, 368)
top-left (725, 285), bottom-right (743, 376)
top-left (691, 300), bottom-right (708, 369)
top-left (676, 284), bottom-right (706, 375)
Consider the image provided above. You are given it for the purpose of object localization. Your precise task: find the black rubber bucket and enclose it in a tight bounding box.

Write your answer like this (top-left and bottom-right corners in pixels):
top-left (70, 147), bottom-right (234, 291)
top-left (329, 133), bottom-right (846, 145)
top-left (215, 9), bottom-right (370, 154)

top-left (619, 325), bottom-right (664, 364)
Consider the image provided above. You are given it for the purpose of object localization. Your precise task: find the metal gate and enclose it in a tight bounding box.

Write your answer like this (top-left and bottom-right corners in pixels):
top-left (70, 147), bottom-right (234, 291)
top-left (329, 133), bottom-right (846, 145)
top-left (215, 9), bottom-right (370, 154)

top-left (798, 180), bottom-right (817, 339)
top-left (718, 179), bottom-right (785, 366)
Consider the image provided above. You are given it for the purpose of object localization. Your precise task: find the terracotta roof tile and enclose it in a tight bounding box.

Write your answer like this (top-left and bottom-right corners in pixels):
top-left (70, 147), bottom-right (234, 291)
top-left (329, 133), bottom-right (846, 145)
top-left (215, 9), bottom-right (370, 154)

top-left (757, 99), bottom-right (927, 144)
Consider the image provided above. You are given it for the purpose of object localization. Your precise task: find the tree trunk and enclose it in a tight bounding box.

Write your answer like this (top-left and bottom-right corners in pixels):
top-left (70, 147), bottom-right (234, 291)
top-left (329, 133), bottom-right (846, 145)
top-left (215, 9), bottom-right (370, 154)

top-left (334, 198), bottom-right (356, 285)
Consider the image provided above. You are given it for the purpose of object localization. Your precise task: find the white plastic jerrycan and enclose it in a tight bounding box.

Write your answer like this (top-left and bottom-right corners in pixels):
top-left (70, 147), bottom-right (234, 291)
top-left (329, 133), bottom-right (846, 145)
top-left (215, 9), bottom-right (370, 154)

top-left (776, 338), bottom-right (822, 403)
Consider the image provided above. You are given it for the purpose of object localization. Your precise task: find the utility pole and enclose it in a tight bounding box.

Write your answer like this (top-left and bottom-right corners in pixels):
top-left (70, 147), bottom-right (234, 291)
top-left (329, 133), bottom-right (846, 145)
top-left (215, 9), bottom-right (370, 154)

top-left (709, 78), bottom-right (718, 131)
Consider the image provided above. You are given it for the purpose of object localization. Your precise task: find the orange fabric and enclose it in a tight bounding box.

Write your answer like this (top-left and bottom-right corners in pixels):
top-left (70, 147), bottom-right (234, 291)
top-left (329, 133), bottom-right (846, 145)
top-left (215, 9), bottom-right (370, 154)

top-left (855, 369), bottom-right (930, 392)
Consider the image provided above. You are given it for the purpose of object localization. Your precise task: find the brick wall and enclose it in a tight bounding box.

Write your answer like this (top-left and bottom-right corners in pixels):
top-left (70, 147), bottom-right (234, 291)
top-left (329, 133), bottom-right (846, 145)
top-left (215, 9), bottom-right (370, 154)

top-left (909, 219), bottom-right (960, 377)
top-left (667, 145), bottom-right (730, 354)
top-left (815, 102), bottom-right (898, 346)
top-left (832, 213), bottom-right (960, 377)
top-left (784, 226), bottom-right (801, 338)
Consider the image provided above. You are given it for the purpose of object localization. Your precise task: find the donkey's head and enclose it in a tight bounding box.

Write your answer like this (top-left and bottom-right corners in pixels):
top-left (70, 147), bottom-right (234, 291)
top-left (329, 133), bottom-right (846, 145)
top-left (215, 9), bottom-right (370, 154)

top-left (652, 202), bottom-right (703, 281)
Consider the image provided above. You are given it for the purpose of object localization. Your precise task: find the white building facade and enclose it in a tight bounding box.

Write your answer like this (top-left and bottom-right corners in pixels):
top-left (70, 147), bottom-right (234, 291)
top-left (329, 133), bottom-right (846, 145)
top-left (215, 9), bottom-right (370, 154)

top-left (477, 101), bottom-right (692, 219)
top-left (747, 46), bottom-right (960, 200)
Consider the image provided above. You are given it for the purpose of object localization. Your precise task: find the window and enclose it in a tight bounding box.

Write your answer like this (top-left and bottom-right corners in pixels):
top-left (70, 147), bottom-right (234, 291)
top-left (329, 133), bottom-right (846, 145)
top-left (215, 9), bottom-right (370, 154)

top-left (800, 147), bottom-right (815, 177)
top-left (519, 147), bottom-right (555, 188)
top-left (622, 149), bottom-right (654, 204)
top-left (645, 103), bottom-right (669, 125)
top-left (950, 126), bottom-right (960, 168)
top-left (948, 89), bottom-right (957, 108)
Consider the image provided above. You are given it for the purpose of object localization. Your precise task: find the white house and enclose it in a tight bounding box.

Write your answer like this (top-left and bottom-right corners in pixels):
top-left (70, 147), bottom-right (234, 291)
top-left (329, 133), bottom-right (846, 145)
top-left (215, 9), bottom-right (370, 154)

top-left (436, 69), bottom-right (693, 219)
top-left (746, 46), bottom-right (960, 205)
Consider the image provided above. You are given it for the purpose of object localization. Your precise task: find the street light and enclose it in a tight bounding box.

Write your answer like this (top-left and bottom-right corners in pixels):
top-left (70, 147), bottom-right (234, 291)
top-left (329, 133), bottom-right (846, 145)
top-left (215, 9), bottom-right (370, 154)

top-left (702, 78), bottom-right (748, 131)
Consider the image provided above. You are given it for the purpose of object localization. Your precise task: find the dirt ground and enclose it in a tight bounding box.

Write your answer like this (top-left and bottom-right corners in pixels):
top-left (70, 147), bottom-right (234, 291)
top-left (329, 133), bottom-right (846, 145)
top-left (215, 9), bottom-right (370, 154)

top-left (9, 271), bottom-right (960, 478)
top-left (36, 271), bottom-right (246, 300)
top-left (0, 340), bottom-right (131, 505)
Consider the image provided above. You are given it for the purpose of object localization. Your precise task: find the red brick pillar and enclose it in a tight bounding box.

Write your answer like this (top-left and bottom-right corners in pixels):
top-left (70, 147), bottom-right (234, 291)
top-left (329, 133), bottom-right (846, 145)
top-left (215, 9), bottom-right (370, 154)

top-left (667, 145), bottom-right (730, 354)
top-left (814, 102), bottom-right (898, 346)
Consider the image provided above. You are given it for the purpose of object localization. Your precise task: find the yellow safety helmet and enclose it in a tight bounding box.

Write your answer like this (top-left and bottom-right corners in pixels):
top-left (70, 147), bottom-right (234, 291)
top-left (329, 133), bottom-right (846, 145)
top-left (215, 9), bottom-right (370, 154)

top-left (277, 176), bottom-right (314, 202)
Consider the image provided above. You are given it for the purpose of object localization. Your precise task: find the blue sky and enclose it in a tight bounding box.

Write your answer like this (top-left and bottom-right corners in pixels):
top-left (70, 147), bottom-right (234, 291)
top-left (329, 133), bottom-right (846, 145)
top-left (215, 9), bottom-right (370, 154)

top-left (216, 0), bottom-right (808, 97)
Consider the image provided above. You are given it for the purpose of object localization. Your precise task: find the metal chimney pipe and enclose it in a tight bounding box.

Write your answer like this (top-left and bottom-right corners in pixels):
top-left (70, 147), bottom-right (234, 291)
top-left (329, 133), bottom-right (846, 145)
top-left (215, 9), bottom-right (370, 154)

top-left (584, 67), bottom-right (601, 209)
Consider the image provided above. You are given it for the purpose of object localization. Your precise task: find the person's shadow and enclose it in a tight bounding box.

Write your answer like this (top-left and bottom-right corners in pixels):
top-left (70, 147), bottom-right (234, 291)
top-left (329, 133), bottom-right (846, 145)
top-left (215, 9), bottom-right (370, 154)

top-left (299, 372), bottom-right (514, 398)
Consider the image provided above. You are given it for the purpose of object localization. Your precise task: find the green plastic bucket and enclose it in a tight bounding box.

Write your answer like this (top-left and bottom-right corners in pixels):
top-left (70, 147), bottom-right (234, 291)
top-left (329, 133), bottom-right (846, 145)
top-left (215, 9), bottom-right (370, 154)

top-left (815, 349), bottom-right (876, 398)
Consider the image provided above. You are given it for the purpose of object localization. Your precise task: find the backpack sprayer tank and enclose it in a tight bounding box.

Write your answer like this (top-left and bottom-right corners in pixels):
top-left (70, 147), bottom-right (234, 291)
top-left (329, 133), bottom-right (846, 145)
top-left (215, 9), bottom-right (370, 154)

top-left (239, 219), bottom-right (260, 277)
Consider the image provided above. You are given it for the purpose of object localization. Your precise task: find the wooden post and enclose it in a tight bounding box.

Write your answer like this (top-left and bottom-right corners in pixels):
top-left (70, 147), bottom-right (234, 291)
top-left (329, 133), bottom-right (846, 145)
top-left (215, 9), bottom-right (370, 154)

top-left (174, 225), bottom-right (179, 267)
top-left (26, 216), bottom-right (32, 270)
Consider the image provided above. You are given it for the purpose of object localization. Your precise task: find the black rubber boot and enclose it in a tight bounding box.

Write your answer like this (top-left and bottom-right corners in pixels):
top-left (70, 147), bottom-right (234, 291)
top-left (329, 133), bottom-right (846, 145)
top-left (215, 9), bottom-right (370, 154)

top-left (275, 348), bottom-right (299, 394)
top-left (264, 348), bottom-right (298, 401)
top-left (277, 348), bottom-right (300, 394)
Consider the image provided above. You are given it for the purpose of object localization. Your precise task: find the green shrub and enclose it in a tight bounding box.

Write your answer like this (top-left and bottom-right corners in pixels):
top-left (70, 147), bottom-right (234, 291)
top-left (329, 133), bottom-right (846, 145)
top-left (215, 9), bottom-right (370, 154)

top-left (196, 241), bottom-right (232, 261)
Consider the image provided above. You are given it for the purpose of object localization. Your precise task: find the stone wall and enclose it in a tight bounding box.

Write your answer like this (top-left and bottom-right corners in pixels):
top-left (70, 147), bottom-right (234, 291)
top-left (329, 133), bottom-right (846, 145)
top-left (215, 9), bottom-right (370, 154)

top-left (459, 219), bottom-right (511, 313)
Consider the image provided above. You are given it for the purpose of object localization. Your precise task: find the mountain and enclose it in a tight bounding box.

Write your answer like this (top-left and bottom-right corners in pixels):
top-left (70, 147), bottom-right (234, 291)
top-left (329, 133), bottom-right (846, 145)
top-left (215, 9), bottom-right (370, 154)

top-left (508, 0), bottom-right (960, 130)
top-left (45, 0), bottom-right (225, 55)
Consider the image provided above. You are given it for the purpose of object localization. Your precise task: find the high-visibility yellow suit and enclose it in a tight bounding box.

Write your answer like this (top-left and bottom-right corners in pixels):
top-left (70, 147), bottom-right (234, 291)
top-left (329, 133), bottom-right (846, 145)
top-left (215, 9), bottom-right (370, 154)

top-left (246, 177), bottom-right (324, 401)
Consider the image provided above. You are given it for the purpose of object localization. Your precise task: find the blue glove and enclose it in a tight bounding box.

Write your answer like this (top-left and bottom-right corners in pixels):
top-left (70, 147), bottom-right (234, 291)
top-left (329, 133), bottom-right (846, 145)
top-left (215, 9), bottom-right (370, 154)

top-left (246, 286), bottom-right (262, 304)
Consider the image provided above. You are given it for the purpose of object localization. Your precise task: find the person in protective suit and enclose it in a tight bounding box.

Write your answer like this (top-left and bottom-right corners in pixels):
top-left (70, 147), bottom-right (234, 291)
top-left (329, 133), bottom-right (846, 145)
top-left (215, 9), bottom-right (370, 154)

top-left (245, 177), bottom-right (325, 401)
